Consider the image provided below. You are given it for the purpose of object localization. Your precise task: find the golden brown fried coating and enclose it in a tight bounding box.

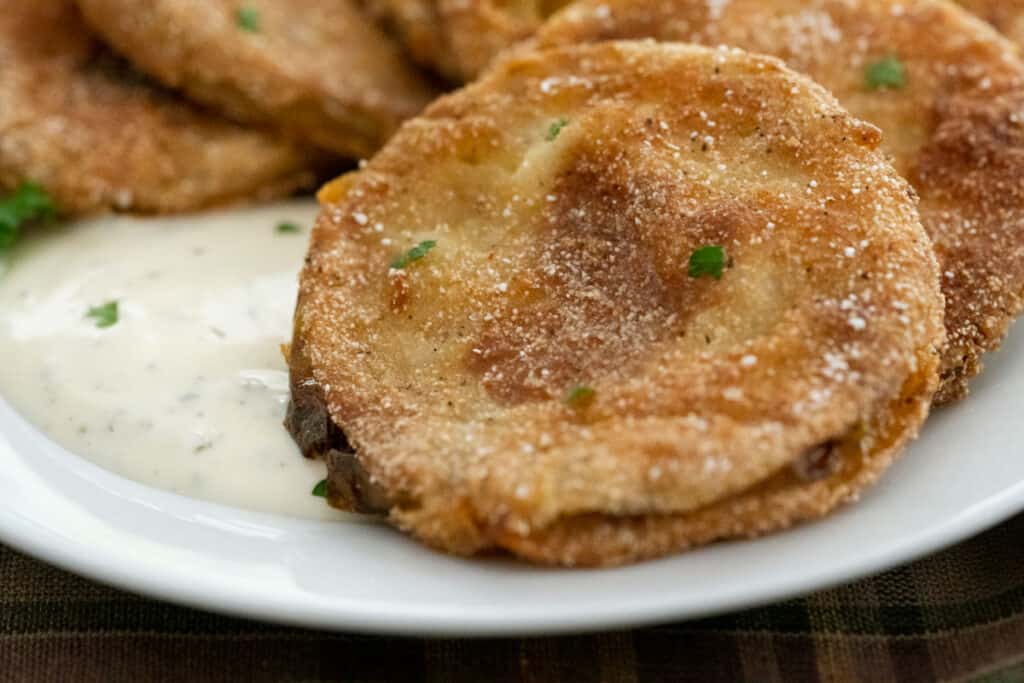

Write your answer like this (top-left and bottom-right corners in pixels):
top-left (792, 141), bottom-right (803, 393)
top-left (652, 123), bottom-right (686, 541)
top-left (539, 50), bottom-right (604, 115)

top-left (288, 42), bottom-right (944, 566)
top-left (76, 0), bottom-right (438, 158)
top-left (362, 0), bottom-right (458, 80)
top-left (959, 0), bottom-right (1024, 47)
top-left (533, 0), bottom-right (1024, 403)
top-left (365, 0), bottom-right (569, 82)
top-left (0, 0), bottom-right (321, 216)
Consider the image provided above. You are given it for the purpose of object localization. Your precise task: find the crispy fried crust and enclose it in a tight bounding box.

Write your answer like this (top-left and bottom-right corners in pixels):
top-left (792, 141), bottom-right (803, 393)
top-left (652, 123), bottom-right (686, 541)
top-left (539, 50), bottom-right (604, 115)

top-left (499, 361), bottom-right (934, 566)
top-left (0, 1), bottom-right (321, 215)
top-left (364, 0), bottom-right (568, 82)
top-left (289, 42), bottom-right (944, 566)
top-left (959, 0), bottom-right (1024, 47)
top-left (362, 0), bottom-right (460, 80)
top-left (532, 0), bottom-right (1024, 404)
top-left (76, 0), bottom-right (438, 158)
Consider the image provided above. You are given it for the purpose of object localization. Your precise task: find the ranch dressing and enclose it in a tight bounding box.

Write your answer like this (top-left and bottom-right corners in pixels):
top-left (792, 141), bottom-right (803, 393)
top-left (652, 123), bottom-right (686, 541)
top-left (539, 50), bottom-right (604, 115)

top-left (0, 200), bottom-right (346, 520)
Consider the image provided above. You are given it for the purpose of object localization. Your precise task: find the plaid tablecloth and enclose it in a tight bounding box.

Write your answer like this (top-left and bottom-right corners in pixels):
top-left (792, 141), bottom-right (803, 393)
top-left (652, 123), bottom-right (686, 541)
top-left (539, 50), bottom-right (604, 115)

top-left (2, 514), bottom-right (1023, 683)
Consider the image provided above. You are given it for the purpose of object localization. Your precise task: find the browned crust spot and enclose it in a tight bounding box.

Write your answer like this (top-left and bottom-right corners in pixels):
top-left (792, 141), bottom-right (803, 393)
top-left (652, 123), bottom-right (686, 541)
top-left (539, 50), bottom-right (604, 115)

top-left (531, 0), bottom-right (1024, 402)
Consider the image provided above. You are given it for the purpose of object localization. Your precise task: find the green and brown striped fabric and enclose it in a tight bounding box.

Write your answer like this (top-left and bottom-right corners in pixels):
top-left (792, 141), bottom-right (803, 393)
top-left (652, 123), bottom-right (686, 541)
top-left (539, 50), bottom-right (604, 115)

top-left (2, 514), bottom-right (1024, 682)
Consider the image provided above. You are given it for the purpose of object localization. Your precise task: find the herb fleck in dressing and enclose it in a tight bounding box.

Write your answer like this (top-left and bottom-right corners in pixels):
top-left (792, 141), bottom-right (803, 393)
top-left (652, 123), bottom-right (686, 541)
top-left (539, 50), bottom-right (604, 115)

top-left (0, 200), bottom-right (347, 520)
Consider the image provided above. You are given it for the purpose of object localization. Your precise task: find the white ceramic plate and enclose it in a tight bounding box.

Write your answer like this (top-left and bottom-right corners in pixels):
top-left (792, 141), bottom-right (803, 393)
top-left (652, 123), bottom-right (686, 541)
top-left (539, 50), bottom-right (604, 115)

top-left (1, 325), bottom-right (1023, 637)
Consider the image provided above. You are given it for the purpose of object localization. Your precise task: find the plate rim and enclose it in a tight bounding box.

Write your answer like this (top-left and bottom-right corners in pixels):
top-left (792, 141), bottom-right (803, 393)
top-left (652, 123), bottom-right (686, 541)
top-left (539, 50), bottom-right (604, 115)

top-left (2, 418), bottom-right (1023, 638)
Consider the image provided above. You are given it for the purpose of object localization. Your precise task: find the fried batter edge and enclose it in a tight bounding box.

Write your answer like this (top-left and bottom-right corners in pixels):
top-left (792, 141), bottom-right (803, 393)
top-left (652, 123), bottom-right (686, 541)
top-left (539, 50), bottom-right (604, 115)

top-left (287, 324), bottom-right (942, 565)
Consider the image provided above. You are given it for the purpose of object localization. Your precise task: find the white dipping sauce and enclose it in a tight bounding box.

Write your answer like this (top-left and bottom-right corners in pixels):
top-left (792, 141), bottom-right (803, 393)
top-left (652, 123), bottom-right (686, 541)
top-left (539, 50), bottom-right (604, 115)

top-left (0, 200), bottom-right (346, 520)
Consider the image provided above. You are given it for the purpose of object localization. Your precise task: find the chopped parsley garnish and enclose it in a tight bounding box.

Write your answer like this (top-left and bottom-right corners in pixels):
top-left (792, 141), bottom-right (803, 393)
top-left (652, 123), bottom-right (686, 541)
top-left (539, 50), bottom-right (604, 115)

top-left (390, 239), bottom-right (437, 270)
top-left (0, 182), bottom-right (54, 250)
top-left (236, 6), bottom-right (261, 32)
top-left (85, 301), bottom-right (119, 329)
top-left (276, 221), bottom-right (301, 234)
top-left (312, 479), bottom-right (328, 497)
top-left (546, 117), bottom-right (569, 141)
top-left (566, 384), bottom-right (596, 409)
top-left (865, 56), bottom-right (906, 91)
top-left (688, 245), bottom-right (726, 279)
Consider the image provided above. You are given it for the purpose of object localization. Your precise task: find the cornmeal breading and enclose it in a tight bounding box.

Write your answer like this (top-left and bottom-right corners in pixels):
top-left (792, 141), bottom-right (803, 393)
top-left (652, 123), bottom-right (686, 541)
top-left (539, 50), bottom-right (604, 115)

top-left (365, 0), bottom-right (569, 82)
top-left (532, 0), bottom-right (1024, 402)
top-left (0, 0), bottom-right (320, 215)
top-left (76, 0), bottom-right (438, 158)
top-left (959, 0), bottom-right (1024, 48)
top-left (288, 42), bottom-right (944, 566)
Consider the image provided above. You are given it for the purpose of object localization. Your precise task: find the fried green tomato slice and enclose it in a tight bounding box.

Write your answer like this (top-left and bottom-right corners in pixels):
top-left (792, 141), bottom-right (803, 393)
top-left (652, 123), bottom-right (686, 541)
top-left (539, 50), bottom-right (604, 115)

top-left (76, 0), bottom-right (438, 158)
top-left (0, 1), bottom-right (321, 215)
top-left (288, 42), bottom-right (944, 566)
